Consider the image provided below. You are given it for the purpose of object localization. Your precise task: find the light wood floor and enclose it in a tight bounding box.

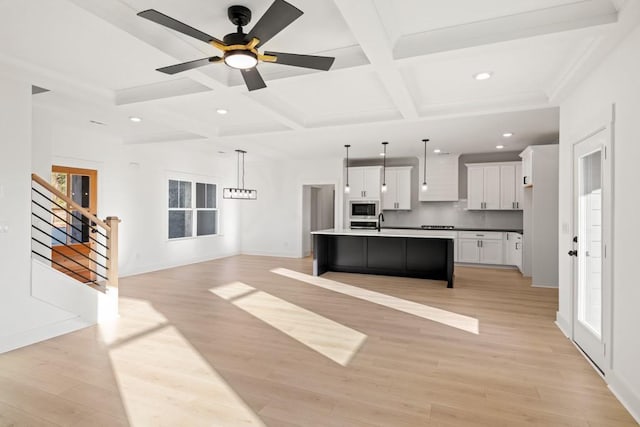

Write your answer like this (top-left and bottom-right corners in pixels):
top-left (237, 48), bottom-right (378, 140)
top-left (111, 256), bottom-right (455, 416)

top-left (0, 255), bottom-right (637, 426)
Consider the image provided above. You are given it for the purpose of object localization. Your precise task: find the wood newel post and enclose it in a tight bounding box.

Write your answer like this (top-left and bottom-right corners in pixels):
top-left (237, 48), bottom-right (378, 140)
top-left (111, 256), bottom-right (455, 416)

top-left (105, 216), bottom-right (121, 289)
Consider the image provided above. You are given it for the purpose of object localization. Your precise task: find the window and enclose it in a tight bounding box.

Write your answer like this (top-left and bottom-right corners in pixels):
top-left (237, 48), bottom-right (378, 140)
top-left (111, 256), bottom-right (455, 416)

top-left (168, 179), bottom-right (218, 239)
top-left (196, 182), bottom-right (217, 236)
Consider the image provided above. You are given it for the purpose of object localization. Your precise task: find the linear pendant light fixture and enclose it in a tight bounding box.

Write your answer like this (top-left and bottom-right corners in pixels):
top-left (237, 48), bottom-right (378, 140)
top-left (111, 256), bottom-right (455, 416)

top-left (223, 149), bottom-right (257, 199)
top-left (344, 144), bottom-right (351, 194)
top-left (381, 141), bottom-right (388, 193)
top-left (422, 138), bottom-right (429, 192)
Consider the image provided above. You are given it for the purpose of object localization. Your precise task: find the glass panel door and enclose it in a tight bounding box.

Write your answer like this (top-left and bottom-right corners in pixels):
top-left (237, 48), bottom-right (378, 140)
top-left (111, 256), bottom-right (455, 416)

top-left (577, 150), bottom-right (602, 337)
top-left (572, 131), bottom-right (607, 371)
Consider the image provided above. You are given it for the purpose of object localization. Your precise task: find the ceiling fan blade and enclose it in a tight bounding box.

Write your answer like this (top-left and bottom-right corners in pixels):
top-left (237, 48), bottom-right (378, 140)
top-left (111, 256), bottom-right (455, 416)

top-left (157, 57), bottom-right (222, 75)
top-left (247, 0), bottom-right (303, 48)
top-left (241, 67), bottom-right (267, 91)
top-left (264, 51), bottom-right (335, 71)
top-left (138, 9), bottom-right (224, 45)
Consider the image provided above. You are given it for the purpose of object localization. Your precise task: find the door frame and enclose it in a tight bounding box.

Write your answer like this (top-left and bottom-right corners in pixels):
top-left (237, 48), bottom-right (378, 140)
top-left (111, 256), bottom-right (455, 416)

top-left (51, 165), bottom-right (99, 281)
top-left (569, 109), bottom-right (614, 375)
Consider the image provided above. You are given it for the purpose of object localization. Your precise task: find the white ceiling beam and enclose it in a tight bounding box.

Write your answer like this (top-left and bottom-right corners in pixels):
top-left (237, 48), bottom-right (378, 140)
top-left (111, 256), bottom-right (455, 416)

top-left (67, 0), bottom-right (306, 131)
top-left (549, 0), bottom-right (640, 103)
top-left (333, 0), bottom-right (419, 120)
top-left (115, 78), bottom-right (212, 106)
top-left (394, 0), bottom-right (618, 59)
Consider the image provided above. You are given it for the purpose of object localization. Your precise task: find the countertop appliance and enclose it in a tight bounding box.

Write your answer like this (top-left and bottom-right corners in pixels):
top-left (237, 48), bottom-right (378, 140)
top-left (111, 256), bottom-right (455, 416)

top-left (349, 200), bottom-right (379, 220)
top-left (350, 220), bottom-right (378, 230)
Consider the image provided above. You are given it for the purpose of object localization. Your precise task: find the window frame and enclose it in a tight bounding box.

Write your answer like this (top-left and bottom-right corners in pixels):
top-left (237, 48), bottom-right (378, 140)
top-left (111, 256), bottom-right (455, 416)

top-left (167, 176), bottom-right (219, 241)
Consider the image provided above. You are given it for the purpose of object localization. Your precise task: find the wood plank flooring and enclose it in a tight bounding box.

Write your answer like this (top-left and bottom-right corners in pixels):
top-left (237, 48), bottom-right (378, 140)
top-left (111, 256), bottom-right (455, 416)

top-left (0, 255), bottom-right (636, 426)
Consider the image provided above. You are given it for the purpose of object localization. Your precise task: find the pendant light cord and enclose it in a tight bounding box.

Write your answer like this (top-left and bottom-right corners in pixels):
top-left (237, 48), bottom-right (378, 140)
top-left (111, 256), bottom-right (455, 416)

top-left (242, 151), bottom-right (246, 190)
top-left (382, 142), bottom-right (388, 185)
top-left (423, 139), bottom-right (428, 184)
top-left (236, 150), bottom-right (240, 189)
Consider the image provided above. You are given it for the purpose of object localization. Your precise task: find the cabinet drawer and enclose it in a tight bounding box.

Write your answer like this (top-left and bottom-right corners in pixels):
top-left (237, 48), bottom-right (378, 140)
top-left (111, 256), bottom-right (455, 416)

top-left (506, 232), bottom-right (522, 241)
top-left (458, 231), bottom-right (503, 240)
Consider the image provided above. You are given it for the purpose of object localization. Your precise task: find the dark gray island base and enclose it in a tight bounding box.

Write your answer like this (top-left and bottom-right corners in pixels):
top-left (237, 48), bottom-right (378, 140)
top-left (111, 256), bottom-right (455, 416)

top-left (312, 230), bottom-right (454, 288)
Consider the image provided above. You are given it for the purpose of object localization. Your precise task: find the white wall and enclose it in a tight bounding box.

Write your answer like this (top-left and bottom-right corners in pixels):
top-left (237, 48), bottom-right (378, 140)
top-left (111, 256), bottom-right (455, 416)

top-left (241, 158), bottom-right (342, 258)
top-left (557, 22), bottom-right (640, 421)
top-left (32, 108), bottom-right (241, 277)
top-left (0, 71), bottom-right (84, 349)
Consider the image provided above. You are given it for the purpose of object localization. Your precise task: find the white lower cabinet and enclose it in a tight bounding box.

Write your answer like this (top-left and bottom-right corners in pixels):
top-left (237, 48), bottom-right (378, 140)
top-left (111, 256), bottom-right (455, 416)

top-left (505, 232), bottom-right (523, 272)
top-left (457, 231), bottom-right (504, 265)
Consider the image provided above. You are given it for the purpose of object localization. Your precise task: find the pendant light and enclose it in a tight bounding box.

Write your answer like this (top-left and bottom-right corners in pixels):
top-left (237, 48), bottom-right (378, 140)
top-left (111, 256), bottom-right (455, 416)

top-left (422, 138), bottom-right (429, 192)
top-left (381, 141), bottom-right (388, 193)
top-left (223, 149), bottom-right (257, 199)
top-left (344, 144), bottom-right (351, 194)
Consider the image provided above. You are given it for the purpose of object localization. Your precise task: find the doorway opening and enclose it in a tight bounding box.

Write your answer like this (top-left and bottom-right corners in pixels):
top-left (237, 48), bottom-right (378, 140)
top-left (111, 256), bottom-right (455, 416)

top-left (302, 185), bottom-right (335, 258)
top-left (50, 166), bottom-right (98, 282)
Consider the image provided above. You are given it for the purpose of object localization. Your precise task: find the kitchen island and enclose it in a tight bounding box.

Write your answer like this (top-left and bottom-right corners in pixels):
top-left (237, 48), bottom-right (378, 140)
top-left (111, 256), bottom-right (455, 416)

top-left (311, 229), bottom-right (455, 288)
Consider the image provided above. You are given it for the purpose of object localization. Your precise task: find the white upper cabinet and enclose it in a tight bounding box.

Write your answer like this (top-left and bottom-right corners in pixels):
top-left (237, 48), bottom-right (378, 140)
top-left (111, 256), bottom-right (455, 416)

top-left (418, 154), bottom-right (460, 202)
top-left (382, 167), bottom-right (412, 210)
top-left (500, 163), bottom-right (524, 210)
top-left (466, 164), bottom-right (500, 209)
top-left (347, 166), bottom-right (382, 200)
top-left (520, 147), bottom-right (533, 187)
top-left (467, 161), bottom-right (522, 210)
top-left (467, 166), bottom-right (485, 210)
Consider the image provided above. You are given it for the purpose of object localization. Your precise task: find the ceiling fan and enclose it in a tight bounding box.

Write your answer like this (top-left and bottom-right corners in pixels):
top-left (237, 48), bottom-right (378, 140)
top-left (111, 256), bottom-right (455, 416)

top-left (138, 0), bottom-right (336, 91)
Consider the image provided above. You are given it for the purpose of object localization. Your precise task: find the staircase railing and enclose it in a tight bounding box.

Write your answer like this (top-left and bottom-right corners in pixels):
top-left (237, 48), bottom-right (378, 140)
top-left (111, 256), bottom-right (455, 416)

top-left (30, 173), bottom-right (120, 293)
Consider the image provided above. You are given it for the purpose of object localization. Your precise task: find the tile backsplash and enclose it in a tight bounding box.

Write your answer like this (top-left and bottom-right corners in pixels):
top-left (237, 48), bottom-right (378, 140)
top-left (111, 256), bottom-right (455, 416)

top-left (382, 199), bottom-right (523, 229)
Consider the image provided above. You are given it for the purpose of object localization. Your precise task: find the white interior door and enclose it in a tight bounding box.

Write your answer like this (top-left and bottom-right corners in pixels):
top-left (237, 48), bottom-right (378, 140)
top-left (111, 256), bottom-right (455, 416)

top-left (572, 132), bottom-right (608, 371)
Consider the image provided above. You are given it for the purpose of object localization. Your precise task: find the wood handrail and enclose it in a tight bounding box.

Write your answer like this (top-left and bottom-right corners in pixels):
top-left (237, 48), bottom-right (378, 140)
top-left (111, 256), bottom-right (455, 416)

top-left (31, 173), bottom-right (111, 231)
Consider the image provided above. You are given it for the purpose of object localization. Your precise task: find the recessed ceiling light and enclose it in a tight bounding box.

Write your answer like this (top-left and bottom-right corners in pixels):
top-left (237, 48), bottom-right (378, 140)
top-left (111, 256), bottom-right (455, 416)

top-left (474, 72), bottom-right (493, 81)
top-left (502, 132), bottom-right (513, 138)
top-left (379, 152), bottom-right (385, 156)
top-left (433, 149), bottom-right (441, 153)
top-left (496, 145), bottom-right (505, 149)
top-left (216, 109), bottom-right (228, 115)
top-left (129, 116), bottom-right (142, 123)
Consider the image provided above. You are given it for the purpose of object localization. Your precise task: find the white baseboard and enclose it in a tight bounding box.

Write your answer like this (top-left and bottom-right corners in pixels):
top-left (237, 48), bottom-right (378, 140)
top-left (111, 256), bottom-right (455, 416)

top-left (120, 251), bottom-right (241, 278)
top-left (555, 312), bottom-right (571, 338)
top-left (0, 317), bottom-right (91, 354)
top-left (608, 372), bottom-right (640, 424)
top-left (240, 251), bottom-right (301, 259)
top-left (531, 283), bottom-right (559, 288)
top-left (454, 263), bottom-right (518, 270)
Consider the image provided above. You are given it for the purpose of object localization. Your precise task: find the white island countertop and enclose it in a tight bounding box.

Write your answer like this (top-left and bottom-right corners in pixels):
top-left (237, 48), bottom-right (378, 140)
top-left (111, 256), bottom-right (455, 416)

top-left (311, 228), bottom-right (456, 239)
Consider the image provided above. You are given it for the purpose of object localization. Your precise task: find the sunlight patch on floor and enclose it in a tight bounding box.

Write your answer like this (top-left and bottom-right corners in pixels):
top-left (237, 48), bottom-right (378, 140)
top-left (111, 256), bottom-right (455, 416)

top-left (211, 282), bottom-right (367, 366)
top-left (270, 268), bottom-right (479, 335)
top-left (100, 297), bottom-right (266, 426)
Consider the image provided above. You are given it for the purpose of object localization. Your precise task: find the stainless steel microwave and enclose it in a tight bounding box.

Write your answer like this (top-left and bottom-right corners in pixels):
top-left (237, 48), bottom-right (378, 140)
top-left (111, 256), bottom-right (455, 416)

top-left (349, 200), bottom-right (379, 219)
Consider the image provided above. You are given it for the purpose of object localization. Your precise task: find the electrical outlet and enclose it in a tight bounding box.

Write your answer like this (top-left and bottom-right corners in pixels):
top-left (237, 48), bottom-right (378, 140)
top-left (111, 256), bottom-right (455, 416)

top-left (0, 221), bottom-right (9, 233)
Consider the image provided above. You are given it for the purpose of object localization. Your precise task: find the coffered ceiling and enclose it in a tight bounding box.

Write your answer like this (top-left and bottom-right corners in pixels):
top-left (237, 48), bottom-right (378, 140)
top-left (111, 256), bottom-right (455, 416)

top-left (1, 0), bottom-right (636, 159)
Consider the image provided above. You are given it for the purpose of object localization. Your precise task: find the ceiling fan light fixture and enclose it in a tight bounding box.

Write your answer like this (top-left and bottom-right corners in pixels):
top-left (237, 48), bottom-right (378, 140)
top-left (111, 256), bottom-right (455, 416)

top-left (224, 50), bottom-right (258, 70)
